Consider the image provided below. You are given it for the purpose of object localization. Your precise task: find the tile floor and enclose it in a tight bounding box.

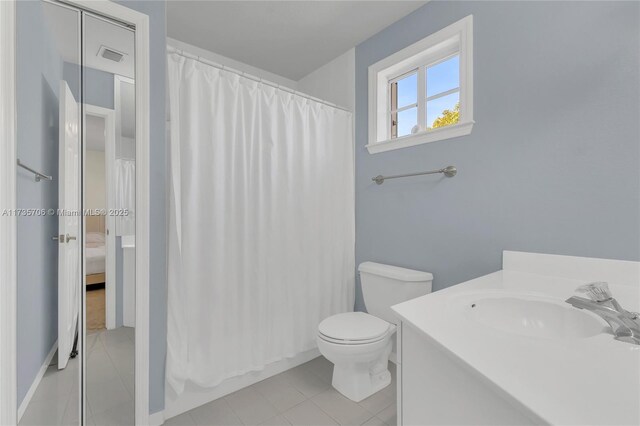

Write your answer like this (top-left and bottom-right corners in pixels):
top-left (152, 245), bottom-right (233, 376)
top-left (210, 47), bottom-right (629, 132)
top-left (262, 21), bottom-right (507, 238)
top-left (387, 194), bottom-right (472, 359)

top-left (21, 343), bottom-right (396, 426)
top-left (165, 357), bottom-right (397, 426)
top-left (18, 354), bottom-right (79, 426)
top-left (86, 326), bottom-right (135, 425)
top-left (19, 326), bottom-right (135, 426)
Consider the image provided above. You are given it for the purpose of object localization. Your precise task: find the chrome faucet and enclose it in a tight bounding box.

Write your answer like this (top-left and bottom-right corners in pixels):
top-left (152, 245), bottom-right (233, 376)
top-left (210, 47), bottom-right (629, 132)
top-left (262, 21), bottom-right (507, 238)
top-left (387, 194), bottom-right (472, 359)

top-left (565, 282), bottom-right (640, 345)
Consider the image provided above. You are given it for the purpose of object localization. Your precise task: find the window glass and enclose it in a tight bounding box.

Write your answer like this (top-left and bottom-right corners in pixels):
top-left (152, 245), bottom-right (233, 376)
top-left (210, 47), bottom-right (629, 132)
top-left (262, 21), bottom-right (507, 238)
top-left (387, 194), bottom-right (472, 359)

top-left (427, 92), bottom-right (459, 130)
top-left (397, 107), bottom-right (418, 137)
top-left (426, 55), bottom-right (459, 98)
top-left (395, 72), bottom-right (417, 108)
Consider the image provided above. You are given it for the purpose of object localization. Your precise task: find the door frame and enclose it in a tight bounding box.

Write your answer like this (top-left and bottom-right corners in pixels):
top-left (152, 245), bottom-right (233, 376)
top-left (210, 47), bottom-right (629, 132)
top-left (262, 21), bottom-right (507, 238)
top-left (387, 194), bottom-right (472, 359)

top-left (0, 0), bottom-right (17, 425)
top-left (0, 1), bottom-right (151, 425)
top-left (113, 74), bottom-right (137, 329)
top-left (85, 104), bottom-right (117, 330)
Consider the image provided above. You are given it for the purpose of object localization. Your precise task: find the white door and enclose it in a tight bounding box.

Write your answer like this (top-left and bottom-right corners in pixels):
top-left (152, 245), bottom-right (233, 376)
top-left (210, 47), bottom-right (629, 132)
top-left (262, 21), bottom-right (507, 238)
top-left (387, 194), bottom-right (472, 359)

top-left (58, 81), bottom-right (81, 370)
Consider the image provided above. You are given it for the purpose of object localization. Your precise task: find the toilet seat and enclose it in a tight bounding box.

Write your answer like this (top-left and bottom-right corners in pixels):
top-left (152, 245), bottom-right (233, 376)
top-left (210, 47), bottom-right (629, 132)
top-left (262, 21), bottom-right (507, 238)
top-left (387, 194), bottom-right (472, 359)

top-left (318, 312), bottom-right (392, 345)
top-left (318, 332), bottom-right (390, 345)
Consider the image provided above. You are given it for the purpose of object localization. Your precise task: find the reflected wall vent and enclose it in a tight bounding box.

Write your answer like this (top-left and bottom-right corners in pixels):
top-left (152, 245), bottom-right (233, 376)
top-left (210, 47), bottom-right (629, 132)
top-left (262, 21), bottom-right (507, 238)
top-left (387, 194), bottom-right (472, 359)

top-left (98, 45), bottom-right (125, 63)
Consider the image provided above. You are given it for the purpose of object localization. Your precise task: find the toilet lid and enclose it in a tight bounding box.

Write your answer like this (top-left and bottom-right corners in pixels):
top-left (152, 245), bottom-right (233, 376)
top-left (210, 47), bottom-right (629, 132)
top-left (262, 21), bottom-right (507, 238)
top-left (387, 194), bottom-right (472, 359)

top-left (318, 312), bottom-right (390, 343)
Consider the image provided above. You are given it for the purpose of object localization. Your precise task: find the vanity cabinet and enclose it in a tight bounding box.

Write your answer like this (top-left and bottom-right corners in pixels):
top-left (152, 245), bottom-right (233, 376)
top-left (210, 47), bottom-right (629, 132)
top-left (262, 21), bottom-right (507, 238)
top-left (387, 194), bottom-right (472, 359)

top-left (398, 322), bottom-right (540, 426)
top-left (393, 252), bottom-right (640, 426)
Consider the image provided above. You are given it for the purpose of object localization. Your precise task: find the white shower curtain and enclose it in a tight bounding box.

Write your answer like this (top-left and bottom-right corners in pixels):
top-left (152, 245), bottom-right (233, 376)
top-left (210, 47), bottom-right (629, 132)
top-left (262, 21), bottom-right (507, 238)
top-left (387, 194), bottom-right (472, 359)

top-left (166, 52), bottom-right (355, 394)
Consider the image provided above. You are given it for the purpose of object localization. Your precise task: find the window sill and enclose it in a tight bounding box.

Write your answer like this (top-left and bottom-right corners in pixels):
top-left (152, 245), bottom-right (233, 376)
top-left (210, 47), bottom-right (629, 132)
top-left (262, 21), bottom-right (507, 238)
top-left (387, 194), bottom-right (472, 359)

top-left (366, 120), bottom-right (474, 154)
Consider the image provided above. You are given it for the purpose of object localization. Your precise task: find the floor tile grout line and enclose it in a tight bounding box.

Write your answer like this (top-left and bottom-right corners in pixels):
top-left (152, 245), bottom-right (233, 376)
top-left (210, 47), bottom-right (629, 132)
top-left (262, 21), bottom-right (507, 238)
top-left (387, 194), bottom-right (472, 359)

top-left (272, 374), bottom-right (328, 403)
top-left (60, 392), bottom-right (77, 425)
top-left (100, 331), bottom-right (135, 398)
top-left (87, 330), bottom-right (135, 417)
top-left (307, 395), bottom-right (376, 426)
top-left (274, 392), bottom-right (311, 415)
top-left (220, 395), bottom-right (248, 425)
top-left (224, 386), bottom-right (282, 426)
top-left (248, 382), bottom-right (320, 425)
top-left (261, 412), bottom-right (293, 426)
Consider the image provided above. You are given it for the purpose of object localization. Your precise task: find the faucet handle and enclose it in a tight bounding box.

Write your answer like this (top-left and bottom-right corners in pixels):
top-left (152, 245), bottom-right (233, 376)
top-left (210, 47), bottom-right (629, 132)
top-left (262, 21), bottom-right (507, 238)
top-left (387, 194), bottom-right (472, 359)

top-left (577, 282), bottom-right (612, 302)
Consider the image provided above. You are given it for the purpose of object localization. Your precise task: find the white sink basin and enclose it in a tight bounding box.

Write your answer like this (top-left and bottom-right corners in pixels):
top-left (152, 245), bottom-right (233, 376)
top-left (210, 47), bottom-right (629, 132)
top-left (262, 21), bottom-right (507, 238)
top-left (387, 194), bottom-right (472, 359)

top-left (464, 295), bottom-right (606, 339)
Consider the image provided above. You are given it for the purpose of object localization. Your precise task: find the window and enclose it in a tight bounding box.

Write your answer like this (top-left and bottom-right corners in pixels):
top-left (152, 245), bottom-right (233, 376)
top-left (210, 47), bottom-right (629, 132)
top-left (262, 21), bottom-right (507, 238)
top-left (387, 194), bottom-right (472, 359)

top-left (368, 16), bottom-right (473, 154)
top-left (390, 71), bottom-right (418, 138)
top-left (426, 54), bottom-right (459, 130)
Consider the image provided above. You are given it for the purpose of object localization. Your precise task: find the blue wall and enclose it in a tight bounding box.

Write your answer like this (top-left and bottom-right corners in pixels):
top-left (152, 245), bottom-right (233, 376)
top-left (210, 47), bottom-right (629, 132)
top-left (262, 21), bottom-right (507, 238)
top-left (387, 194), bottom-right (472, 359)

top-left (63, 63), bottom-right (115, 110)
top-left (15, 0), bottom-right (73, 406)
top-left (354, 1), bottom-right (640, 310)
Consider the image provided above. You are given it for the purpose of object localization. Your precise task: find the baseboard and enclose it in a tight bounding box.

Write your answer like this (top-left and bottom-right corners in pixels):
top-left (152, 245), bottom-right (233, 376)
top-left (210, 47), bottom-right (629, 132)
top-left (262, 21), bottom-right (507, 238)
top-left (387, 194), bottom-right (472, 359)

top-left (149, 410), bottom-right (165, 426)
top-left (162, 348), bottom-right (321, 422)
top-left (17, 340), bottom-right (57, 421)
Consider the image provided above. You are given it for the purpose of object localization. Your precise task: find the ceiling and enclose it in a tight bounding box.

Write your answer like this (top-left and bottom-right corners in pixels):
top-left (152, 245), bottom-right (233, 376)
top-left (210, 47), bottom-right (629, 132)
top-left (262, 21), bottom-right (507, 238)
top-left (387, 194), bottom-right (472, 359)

top-left (84, 14), bottom-right (135, 79)
top-left (167, 1), bottom-right (428, 81)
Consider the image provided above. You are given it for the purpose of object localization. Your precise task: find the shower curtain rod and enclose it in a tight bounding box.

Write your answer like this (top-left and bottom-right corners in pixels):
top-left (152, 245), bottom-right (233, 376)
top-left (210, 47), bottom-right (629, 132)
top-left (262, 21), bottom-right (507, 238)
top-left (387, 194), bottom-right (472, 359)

top-left (167, 45), bottom-right (352, 113)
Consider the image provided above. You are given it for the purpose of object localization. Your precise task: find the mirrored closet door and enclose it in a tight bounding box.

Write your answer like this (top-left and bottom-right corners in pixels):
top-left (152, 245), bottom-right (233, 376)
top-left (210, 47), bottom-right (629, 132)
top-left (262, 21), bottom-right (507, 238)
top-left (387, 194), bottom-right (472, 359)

top-left (15, 1), bottom-right (136, 425)
top-left (16, 2), bottom-right (82, 424)
top-left (83, 12), bottom-right (136, 426)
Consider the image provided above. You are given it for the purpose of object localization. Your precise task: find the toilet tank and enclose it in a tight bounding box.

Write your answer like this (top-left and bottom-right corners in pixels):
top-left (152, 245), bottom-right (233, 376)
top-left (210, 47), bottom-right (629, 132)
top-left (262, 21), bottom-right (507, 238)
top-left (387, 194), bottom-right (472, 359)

top-left (359, 262), bottom-right (433, 324)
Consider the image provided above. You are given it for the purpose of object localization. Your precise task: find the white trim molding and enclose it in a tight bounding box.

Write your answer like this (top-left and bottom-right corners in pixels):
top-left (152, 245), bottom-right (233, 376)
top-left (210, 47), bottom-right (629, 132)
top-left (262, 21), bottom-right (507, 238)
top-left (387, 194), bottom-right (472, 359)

top-left (133, 14), bottom-right (151, 426)
top-left (17, 341), bottom-right (57, 421)
top-left (0, 1), bottom-right (17, 425)
top-left (367, 15), bottom-right (474, 154)
top-left (366, 121), bottom-right (474, 154)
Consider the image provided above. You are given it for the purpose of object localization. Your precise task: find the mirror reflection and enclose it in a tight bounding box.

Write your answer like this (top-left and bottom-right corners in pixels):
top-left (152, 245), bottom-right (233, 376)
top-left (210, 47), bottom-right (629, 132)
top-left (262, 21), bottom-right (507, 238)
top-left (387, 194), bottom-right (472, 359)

top-left (16, 2), bottom-right (136, 425)
top-left (16, 2), bottom-right (81, 425)
top-left (84, 13), bottom-right (136, 426)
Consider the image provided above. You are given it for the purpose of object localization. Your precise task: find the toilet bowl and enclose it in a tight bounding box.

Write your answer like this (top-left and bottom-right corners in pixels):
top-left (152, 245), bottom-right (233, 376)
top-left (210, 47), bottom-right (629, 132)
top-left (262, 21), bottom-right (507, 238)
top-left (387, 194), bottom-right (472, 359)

top-left (317, 312), bottom-right (396, 402)
top-left (317, 262), bottom-right (433, 402)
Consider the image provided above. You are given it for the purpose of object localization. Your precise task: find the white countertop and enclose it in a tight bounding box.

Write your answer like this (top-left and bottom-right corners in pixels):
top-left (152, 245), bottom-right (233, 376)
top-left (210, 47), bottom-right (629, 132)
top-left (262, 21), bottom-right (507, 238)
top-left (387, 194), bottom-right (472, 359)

top-left (392, 252), bottom-right (640, 426)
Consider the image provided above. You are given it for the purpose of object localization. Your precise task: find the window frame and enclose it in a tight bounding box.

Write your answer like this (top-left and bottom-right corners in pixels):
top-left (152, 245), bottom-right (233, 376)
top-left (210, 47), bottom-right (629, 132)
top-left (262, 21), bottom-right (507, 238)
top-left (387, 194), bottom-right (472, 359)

top-left (389, 69), bottom-right (418, 138)
top-left (367, 15), bottom-right (473, 154)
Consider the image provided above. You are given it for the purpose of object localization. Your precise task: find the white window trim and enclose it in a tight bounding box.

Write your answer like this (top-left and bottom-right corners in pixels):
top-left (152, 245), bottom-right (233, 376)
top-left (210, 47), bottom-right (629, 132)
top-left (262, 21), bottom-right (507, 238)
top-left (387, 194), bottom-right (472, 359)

top-left (367, 15), bottom-right (474, 154)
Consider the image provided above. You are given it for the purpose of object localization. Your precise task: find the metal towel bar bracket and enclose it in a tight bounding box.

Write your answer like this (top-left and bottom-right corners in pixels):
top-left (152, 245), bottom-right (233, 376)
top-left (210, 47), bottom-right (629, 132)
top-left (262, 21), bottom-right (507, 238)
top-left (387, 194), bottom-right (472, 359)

top-left (17, 159), bottom-right (53, 182)
top-left (372, 165), bottom-right (457, 185)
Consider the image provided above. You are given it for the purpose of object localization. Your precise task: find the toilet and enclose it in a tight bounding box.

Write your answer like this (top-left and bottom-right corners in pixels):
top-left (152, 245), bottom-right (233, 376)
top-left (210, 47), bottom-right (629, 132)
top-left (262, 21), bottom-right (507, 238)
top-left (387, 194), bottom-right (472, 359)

top-left (317, 262), bottom-right (433, 402)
